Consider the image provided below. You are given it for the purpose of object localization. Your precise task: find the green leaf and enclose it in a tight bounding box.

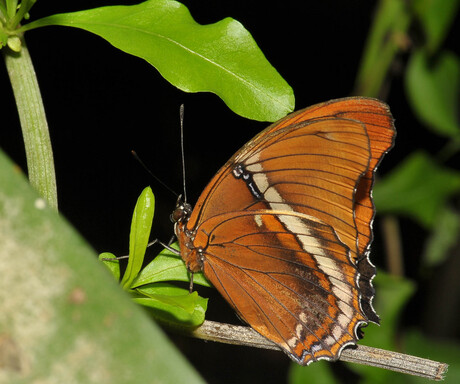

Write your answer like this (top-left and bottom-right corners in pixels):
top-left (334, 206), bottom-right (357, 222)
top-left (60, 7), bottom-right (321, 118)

top-left (99, 252), bottom-right (120, 281)
top-left (406, 50), bottom-right (460, 137)
top-left (374, 151), bottom-right (460, 228)
top-left (137, 284), bottom-right (197, 313)
top-left (0, 149), bottom-right (205, 383)
top-left (412, 0), bottom-right (460, 53)
top-left (132, 242), bottom-right (212, 288)
top-left (134, 283), bottom-right (207, 327)
top-left (422, 207), bottom-right (460, 267)
top-left (23, 0), bottom-right (294, 121)
top-left (121, 186), bottom-right (155, 289)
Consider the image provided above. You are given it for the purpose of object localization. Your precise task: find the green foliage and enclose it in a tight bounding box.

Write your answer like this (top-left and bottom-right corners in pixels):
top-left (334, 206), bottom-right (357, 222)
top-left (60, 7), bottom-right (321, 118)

top-left (406, 50), bottom-right (460, 137)
top-left (374, 151), bottom-right (460, 228)
top-left (134, 284), bottom-right (208, 327)
top-left (100, 187), bottom-right (210, 328)
top-left (369, 0), bottom-right (460, 271)
top-left (2, 0), bottom-right (460, 382)
top-left (21, 0), bottom-right (294, 121)
top-left (3, 2), bottom-right (293, 380)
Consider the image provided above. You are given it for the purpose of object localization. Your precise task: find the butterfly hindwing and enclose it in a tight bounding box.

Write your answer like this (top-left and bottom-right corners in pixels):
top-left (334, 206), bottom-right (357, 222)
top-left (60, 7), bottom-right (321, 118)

top-left (196, 210), bottom-right (367, 364)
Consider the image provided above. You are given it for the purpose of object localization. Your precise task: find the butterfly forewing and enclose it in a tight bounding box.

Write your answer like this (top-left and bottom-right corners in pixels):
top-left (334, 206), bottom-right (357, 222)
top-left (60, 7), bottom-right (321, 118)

top-left (175, 97), bottom-right (395, 365)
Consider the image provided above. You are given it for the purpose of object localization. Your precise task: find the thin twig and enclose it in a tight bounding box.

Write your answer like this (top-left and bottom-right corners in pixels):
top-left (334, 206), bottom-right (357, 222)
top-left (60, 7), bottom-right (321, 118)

top-left (184, 320), bottom-right (447, 381)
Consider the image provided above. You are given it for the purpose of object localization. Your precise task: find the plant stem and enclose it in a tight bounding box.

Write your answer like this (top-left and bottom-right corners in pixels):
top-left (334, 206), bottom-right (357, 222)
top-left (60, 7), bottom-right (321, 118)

top-left (3, 36), bottom-right (58, 209)
top-left (187, 320), bottom-right (447, 380)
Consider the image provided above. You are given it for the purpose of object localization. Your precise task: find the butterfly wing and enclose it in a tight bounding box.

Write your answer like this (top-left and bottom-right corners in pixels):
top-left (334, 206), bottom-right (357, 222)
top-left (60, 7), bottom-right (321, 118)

top-left (198, 210), bottom-right (366, 364)
top-left (178, 97), bottom-right (395, 364)
top-left (188, 97), bottom-right (395, 260)
top-left (262, 97), bottom-right (395, 257)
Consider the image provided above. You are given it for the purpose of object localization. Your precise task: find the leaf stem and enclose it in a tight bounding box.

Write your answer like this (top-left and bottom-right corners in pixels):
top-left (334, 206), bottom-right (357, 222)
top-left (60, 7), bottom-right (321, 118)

top-left (2, 36), bottom-right (58, 209)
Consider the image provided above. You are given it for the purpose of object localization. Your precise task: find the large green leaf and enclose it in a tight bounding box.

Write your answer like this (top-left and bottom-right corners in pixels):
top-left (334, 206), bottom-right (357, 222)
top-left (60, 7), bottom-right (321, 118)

top-left (406, 50), bottom-right (460, 137)
top-left (22, 0), bottom-right (294, 121)
top-left (0, 149), bottom-right (204, 383)
top-left (374, 151), bottom-right (460, 228)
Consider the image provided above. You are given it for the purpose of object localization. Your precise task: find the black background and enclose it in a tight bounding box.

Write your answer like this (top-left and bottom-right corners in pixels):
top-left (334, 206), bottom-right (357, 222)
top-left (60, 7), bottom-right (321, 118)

top-left (1, 1), bottom-right (459, 383)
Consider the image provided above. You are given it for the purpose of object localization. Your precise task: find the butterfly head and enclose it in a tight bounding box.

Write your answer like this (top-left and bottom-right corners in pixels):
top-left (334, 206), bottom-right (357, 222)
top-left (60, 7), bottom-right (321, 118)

top-left (170, 195), bottom-right (203, 273)
top-left (170, 194), bottom-right (192, 224)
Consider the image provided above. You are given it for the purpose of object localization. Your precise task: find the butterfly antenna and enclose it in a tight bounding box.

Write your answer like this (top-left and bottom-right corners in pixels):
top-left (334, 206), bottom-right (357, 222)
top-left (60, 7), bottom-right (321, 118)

top-left (180, 104), bottom-right (188, 203)
top-left (131, 150), bottom-right (178, 198)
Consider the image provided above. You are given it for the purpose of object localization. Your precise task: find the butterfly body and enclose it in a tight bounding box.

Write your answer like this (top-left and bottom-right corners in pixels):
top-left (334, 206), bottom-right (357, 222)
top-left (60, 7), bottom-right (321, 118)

top-left (172, 97), bottom-right (395, 365)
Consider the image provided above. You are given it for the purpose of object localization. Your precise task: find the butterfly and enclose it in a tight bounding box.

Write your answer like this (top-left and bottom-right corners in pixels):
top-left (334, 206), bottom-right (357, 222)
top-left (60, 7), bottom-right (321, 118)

top-left (171, 97), bottom-right (395, 365)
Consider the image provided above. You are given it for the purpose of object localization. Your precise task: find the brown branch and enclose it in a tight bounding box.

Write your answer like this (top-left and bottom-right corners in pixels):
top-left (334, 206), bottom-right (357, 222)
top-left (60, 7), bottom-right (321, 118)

top-left (184, 320), bottom-right (447, 381)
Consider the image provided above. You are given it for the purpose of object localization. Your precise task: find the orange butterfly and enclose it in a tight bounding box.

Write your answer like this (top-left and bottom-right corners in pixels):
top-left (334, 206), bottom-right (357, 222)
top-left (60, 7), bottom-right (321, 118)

top-left (172, 97), bottom-right (395, 365)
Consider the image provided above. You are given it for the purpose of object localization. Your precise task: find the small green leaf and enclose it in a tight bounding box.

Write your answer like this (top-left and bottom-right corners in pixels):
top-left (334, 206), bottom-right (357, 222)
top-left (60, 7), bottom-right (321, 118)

top-left (374, 151), bottom-right (460, 228)
top-left (99, 252), bottom-right (121, 281)
top-left (406, 50), bottom-right (460, 137)
top-left (137, 284), bottom-right (197, 313)
top-left (423, 207), bottom-right (460, 267)
top-left (23, 0), bottom-right (294, 121)
top-left (121, 187), bottom-right (155, 289)
top-left (412, 0), bottom-right (460, 53)
top-left (134, 283), bottom-right (207, 327)
top-left (132, 242), bottom-right (212, 288)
